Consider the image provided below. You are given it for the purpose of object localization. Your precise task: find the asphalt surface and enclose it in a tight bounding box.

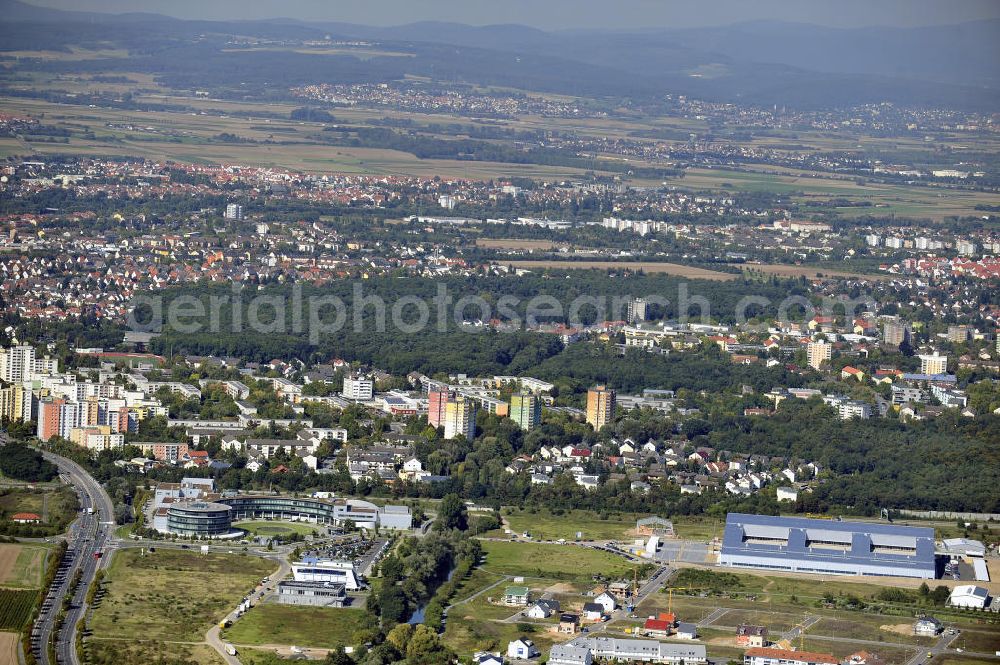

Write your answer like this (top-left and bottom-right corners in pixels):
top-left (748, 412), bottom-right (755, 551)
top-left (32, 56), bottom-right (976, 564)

top-left (28, 448), bottom-right (116, 665)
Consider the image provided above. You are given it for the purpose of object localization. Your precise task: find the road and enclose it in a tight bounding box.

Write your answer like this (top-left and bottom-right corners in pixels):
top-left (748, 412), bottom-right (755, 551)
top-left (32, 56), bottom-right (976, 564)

top-left (25, 446), bottom-right (116, 665)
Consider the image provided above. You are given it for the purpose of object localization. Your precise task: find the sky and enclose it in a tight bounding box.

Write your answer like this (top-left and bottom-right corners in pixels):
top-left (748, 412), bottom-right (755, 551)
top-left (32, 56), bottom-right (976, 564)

top-left (25, 0), bottom-right (1000, 30)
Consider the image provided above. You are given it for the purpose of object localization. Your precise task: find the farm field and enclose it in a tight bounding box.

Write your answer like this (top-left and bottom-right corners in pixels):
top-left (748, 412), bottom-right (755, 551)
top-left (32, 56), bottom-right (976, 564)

top-left (88, 549), bottom-right (275, 643)
top-left (222, 605), bottom-right (373, 649)
top-left (478, 540), bottom-right (642, 581)
top-left (234, 520), bottom-right (322, 537)
top-left (0, 631), bottom-right (17, 665)
top-left (0, 589), bottom-right (38, 631)
top-left (476, 239), bottom-right (561, 251)
top-left (0, 543), bottom-right (49, 588)
top-left (501, 260), bottom-right (737, 280)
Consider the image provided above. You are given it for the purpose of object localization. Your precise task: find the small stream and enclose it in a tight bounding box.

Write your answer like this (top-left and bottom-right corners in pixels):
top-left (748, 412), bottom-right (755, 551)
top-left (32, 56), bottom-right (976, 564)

top-left (407, 565), bottom-right (457, 624)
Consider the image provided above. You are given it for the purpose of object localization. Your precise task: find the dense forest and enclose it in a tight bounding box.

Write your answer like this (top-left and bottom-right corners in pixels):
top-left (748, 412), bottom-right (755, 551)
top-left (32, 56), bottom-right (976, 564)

top-left (0, 441), bottom-right (58, 482)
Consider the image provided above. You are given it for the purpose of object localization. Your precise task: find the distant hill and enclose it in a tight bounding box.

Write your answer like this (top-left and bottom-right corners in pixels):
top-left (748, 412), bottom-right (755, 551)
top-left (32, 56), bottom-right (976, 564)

top-left (1, 0), bottom-right (997, 110)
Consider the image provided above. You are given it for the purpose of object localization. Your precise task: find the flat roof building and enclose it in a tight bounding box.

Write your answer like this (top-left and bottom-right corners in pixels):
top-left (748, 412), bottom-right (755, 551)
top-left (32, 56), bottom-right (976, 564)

top-left (719, 513), bottom-right (936, 579)
top-left (277, 580), bottom-right (347, 607)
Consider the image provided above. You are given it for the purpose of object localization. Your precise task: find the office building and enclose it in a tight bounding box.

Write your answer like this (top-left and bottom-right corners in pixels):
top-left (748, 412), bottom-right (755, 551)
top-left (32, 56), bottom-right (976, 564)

top-left (586, 386), bottom-right (616, 430)
top-left (276, 580), bottom-right (347, 607)
top-left (509, 393), bottom-right (542, 431)
top-left (291, 558), bottom-right (362, 590)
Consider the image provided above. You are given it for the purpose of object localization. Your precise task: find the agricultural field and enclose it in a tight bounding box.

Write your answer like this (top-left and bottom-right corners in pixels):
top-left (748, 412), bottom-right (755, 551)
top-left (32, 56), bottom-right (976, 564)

top-left (475, 239), bottom-right (561, 251)
top-left (501, 260), bottom-right (737, 280)
top-left (501, 508), bottom-right (646, 541)
top-left (88, 549), bottom-right (275, 643)
top-left (0, 589), bottom-right (38, 631)
top-left (0, 631), bottom-right (17, 665)
top-left (0, 543), bottom-right (50, 588)
top-left (222, 606), bottom-right (373, 650)
top-left (478, 540), bottom-right (642, 581)
top-left (234, 520), bottom-right (322, 538)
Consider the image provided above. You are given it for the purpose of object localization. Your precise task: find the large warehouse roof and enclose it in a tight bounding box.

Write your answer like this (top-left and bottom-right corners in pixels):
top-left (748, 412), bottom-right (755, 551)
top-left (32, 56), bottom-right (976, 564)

top-left (720, 513), bottom-right (936, 579)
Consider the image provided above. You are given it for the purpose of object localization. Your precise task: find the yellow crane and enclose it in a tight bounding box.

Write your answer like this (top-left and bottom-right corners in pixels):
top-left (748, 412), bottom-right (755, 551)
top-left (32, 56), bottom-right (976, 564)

top-left (787, 618), bottom-right (811, 650)
top-left (665, 586), bottom-right (694, 617)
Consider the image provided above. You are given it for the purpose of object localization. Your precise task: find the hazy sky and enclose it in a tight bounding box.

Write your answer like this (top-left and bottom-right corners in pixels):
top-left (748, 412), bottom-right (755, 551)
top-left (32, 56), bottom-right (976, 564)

top-left (26, 0), bottom-right (1000, 29)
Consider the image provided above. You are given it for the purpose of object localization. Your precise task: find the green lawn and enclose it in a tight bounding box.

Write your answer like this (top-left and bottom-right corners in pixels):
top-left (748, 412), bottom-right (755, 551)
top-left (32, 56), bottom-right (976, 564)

top-left (479, 540), bottom-right (641, 581)
top-left (89, 549), bottom-right (275, 642)
top-left (502, 508), bottom-right (643, 541)
top-left (223, 605), bottom-right (373, 649)
top-left (234, 520), bottom-right (323, 537)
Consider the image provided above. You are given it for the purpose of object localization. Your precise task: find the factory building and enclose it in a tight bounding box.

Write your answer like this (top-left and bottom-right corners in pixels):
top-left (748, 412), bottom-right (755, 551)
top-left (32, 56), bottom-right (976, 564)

top-left (719, 513), bottom-right (936, 579)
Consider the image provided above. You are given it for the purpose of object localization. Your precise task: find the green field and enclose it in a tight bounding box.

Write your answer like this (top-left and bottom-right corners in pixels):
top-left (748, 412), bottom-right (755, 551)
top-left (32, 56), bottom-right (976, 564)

top-left (89, 549), bottom-right (275, 642)
top-left (670, 516), bottom-right (725, 541)
top-left (952, 628), bottom-right (1000, 654)
top-left (0, 486), bottom-right (80, 535)
top-left (0, 589), bottom-right (37, 631)
top-left (479, 540), bottom-right (642, 581)
top-left (502, 508), bottom-right (645, 541)
top-left (234, 520), bottom-right (322, 537)
top-left (442, 572), bottom-right (566, 656)
top-left (222, 605), bottom-right (373, 649)
top-left (84, 639), bottom-right (227, 665)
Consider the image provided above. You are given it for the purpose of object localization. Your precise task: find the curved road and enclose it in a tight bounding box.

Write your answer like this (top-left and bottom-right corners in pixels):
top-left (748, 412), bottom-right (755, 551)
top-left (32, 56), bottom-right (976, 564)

top-left (28, 448), bottom-right (116, 665)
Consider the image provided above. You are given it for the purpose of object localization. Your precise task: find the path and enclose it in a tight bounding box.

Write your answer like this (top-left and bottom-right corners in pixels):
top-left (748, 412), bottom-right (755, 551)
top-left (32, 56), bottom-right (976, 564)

top-left (447, 575), bottom-right (510, 610)
top-left (697, 608), bottom-right (727, 628)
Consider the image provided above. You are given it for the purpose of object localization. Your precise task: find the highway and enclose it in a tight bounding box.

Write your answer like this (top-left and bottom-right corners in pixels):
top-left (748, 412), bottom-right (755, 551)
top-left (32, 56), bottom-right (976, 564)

top-left (28, 447), bottom-right (116, 665)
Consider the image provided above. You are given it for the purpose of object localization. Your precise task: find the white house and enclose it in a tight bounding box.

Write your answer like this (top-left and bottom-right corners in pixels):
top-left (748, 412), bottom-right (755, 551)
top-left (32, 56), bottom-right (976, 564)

top-left (525, 600), bottom-right (559, 619)
top-left (593, 592), bottom-right (617, 614)
top-left (913, 616), bottom-right (941, 636)
top-left (948, 585), bottom-right (990, 609)
top-left (507, 639), bottom-right (540, 660)
top-left (776, 486), bottom-right (798, 502)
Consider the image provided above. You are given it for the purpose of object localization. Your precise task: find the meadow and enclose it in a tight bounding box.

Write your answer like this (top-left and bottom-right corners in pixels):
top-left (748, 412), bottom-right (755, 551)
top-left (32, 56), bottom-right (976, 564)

top-left (88, 549), bottom-right (275, 642)
top-left (222, 606), bottom-right (373, 649)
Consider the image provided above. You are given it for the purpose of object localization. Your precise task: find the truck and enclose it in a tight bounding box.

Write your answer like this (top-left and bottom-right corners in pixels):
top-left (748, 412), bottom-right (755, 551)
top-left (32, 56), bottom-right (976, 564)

top-left (86, 508), bottom-right (94, 515)
top-left (224, 644), bottom-right (237, 656)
